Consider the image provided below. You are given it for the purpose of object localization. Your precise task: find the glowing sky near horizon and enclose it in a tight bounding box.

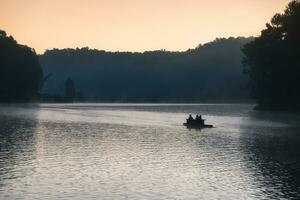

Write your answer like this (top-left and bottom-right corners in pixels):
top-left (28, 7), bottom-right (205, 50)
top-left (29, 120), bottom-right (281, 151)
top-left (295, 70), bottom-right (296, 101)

top-left (0, 0), bottom-right (290, 53)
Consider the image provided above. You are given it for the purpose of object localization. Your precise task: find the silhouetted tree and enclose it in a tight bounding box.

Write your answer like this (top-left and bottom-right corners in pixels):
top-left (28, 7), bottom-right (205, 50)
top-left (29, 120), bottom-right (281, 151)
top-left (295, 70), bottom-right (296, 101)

top-left (243, 0), bottom-right (300, 110)
top-left (65, 77), bottom-right (76, 102)
top-left (0, 30), bottom-right (43, 102)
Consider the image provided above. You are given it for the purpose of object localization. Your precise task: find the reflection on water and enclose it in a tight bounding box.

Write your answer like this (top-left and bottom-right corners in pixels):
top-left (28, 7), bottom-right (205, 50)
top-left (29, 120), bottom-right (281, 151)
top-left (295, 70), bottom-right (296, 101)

top-left (0, 104), bottom-right (299, 199)
top-left (239, 112), bottom-right (300, 199)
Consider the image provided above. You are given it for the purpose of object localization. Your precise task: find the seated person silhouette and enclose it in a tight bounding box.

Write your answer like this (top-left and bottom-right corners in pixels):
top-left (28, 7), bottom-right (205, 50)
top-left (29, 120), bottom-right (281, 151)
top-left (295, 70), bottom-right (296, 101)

top-left (187, 114), bottom-right (194, 123)
top-left (195, 114), bottom-right (204, 125)
top-left (196, 115), bottom-right (202, 121)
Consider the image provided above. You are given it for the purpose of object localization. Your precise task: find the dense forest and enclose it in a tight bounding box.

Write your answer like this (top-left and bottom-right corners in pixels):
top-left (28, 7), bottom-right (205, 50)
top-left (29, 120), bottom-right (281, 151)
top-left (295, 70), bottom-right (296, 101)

top-left (243, 0), bottom-right (300, 110)
top-left (0, 30), bottom-right (43, 102)
top-left (40, 37), bottom-right (253, 102)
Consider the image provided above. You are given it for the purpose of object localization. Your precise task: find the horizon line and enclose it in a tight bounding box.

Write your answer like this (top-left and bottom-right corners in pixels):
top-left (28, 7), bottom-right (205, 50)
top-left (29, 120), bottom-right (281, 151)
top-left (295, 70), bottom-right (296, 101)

top-left (36, 36), bottom-right (255, 55)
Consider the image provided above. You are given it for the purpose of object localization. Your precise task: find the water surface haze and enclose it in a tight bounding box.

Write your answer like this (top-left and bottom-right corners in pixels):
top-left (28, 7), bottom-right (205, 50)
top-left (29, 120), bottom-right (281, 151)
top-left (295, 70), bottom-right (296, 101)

top-left (0, 104), bottom-right (300, 199)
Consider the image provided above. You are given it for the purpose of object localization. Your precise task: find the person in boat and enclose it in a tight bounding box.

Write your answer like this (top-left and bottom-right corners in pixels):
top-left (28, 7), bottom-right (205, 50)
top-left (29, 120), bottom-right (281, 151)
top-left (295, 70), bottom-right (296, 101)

top-left (195, 114), bottom-right (204, 125)
top-left (187, 114), bottom-right (194, 123)
top-left (196, 114), bottom-right (202, 120)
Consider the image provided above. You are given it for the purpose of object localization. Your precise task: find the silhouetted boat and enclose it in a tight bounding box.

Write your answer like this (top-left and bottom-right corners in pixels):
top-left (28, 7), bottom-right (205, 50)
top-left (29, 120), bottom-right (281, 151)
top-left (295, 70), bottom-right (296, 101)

top-left (183, 114), bottom-right (213, 129)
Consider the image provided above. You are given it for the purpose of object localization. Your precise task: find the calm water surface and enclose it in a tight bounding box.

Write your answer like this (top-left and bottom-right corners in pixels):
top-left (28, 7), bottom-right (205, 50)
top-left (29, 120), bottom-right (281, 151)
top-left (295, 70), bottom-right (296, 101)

top-left (0, 103), bottom-right (300, 199)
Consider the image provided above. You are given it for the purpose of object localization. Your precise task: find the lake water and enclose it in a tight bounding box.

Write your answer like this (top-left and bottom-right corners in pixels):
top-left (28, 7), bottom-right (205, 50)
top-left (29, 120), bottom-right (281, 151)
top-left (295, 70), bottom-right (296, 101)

top-left (0, 103), bottom-right (300, 199)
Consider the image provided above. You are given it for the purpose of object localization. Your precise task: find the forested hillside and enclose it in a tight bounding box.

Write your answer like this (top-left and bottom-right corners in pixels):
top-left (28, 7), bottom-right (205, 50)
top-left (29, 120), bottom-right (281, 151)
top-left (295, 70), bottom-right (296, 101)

top-left (40, 37), bottom-right (252, 102)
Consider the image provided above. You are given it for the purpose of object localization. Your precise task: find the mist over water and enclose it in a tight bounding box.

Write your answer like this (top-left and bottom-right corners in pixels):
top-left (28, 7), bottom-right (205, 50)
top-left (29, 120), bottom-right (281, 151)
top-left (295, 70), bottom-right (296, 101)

top-left (0, 104), bottom-right (300, 199)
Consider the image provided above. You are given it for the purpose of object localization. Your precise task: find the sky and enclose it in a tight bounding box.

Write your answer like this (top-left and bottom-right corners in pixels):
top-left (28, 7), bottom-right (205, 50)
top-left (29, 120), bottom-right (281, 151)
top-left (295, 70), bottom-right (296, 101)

top-left (0, 0), bottom-right (290, 53)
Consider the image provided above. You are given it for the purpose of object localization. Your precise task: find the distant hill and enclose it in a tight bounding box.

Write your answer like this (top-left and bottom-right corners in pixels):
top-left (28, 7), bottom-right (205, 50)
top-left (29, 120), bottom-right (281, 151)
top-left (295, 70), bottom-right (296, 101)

top-left (39, 37), bottom-right (253, 102)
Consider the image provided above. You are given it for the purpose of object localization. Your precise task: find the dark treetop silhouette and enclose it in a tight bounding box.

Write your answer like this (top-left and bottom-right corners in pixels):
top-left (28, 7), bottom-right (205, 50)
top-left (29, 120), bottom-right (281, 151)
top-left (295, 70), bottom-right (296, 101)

top-left (0, 30), bottom-right (43, 102)
top-left (243, 0), bottom-right (300, 111)
top-left (40, 37), bottom-right (253, 102)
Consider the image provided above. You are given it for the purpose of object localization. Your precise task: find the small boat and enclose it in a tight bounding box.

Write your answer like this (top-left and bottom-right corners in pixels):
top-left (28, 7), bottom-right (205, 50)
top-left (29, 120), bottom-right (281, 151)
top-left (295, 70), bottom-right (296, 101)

top-left (183, 114), bottom-right (213, 129)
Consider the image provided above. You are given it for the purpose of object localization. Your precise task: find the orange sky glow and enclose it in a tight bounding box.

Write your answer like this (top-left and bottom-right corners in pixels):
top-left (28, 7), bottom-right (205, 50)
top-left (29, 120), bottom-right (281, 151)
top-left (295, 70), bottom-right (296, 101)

top-left (0, 0), bottom-right (290, 54)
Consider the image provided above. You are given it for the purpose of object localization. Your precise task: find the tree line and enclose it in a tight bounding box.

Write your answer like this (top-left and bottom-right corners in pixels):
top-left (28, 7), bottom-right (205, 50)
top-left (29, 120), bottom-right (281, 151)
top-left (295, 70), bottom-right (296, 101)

top-left (243, 0), bottom-right (300, 110)
top-left (40, 37), bottom-right (252, 102)
top-left (0, 30), bottom-right (42, 102)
